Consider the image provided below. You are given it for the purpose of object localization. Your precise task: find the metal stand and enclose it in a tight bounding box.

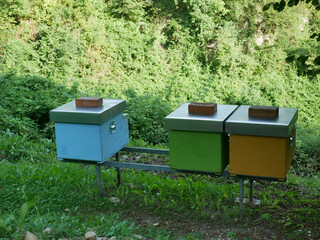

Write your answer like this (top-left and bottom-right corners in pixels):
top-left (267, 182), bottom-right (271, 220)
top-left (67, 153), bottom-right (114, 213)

top-left (95, 165), bottom-right (102, 197)
top-left (116, 152), bottom-right (121, 186)
top-left (69, 147), bottom-right (267, 217)
top-left (94, 147), bottom-right (172, 198)
top-left (236, 177), bottom-right (261, 218)
top-left (249, 179), bottom-right (254, 202)
top-left (239, 178), bottom-right (244, 218)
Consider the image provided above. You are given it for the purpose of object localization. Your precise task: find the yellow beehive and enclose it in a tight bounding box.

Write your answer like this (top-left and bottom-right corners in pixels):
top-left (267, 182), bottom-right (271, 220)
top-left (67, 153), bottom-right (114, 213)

top-left (225, 106), bottom-right (298, 181)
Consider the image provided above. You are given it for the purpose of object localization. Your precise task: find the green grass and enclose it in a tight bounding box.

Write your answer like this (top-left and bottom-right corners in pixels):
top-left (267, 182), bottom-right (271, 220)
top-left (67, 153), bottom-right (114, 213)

top-left (0, 159), bottom-right (174, 239)
top-left (0, 151), bottom-right (319, 239)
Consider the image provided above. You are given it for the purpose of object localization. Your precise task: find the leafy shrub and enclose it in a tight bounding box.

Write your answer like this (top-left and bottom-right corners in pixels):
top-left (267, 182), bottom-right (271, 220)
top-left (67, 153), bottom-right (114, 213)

top-left (174, 0), bottom-right (228, 44)
top-left (33, 25), bottom-right (86, 80)
top-left (0, 106), bottom-right (38, 137)
top-left (0, 0), bottom-right (32, 24)
top-left (0, 131), bottom-right (56, 163)
top-left (0, 39), bottom-right (39, 74)
top-left (294, 126), bottom-right (320, 175)
top-left (0, 73), bottom-right (78, 138)
top-left (108, 0), bottom-right (152, 22)
top-left (125, 90), bottom-right (172, 145)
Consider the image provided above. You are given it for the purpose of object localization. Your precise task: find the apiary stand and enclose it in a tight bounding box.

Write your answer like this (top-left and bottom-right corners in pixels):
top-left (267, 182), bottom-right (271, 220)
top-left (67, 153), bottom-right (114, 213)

top-left (62, 147), bottom-right (281, 217)
top-left (97, 147), bottom-right (253, 217)
top-left (238, 177), bottom-right (255, 218)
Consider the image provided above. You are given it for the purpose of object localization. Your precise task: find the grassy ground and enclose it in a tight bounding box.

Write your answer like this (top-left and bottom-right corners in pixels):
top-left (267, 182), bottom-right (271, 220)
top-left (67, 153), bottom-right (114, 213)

top-left (0, 146), bottom-right (319, 239)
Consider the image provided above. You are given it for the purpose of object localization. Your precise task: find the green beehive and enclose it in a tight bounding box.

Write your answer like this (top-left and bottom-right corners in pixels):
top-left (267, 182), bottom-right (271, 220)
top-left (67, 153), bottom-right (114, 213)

top-left (165, 103), bottom-right (238, 173)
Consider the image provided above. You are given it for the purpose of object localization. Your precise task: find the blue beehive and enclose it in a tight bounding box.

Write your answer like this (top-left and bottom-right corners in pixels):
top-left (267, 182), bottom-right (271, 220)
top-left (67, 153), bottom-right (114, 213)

top-left (50, 98), bottom-right (129, 163)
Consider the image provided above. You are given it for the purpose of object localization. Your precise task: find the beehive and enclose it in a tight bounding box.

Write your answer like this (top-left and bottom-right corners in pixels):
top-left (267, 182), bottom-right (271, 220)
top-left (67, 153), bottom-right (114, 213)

top-left (50, 98), bottom-right (129, 163)
top-left (165, 103), bottom-right (238, 173)
top-left (225, 105), bottom-right (298, 181)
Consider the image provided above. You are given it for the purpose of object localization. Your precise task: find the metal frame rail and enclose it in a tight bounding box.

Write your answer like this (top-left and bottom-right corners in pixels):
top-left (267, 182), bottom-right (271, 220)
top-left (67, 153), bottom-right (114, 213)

top-left (62, 147), bottom-right (280, 217)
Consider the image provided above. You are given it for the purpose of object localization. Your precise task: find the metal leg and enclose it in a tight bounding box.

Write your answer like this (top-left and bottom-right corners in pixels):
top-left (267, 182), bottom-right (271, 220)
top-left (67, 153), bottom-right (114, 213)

top-left (249, 179), bottom-right (254, 202)
top-left (116, 152), bottom-right (121, 186)
top-left (95, 165), bottom-right (102, 197)
top-left (239, 178), bottom-right (244, 218)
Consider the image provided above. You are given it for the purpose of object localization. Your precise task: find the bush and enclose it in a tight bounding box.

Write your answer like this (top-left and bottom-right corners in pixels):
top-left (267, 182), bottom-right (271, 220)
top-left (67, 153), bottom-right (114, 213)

top-left (0, 73), bottom-right (78, 163)
top-left (108, 0), bottom-right (152, 22)
top-left (0, 73), bottom-right (78, 138)
top-left (294, 126), bottom-right (320, 175)
top-left (125, 90), bottom-right (172, 145)
top-left (0, 130), bottom-right (56, 163)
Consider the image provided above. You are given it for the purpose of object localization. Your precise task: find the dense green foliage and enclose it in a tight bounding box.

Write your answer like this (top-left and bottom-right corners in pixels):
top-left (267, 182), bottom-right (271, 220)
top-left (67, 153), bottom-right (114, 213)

top-left (0, 73), bottom-right (77, 162)
top-left (264, 0), bottom-right (320, 76)
top-left (0, 0), bottom-right (319, 120)
top-left (0, 73), bottom-right (77, 137)
top-left (0, 0), bottom-right (319, 167)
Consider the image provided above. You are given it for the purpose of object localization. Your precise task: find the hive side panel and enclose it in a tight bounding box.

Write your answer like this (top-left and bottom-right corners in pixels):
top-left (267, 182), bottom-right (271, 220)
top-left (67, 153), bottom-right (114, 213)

top-left (285, 128), bottom-right (296, 175)
top-left (55, 123), bottom-right (102, 161)
top-left (100, 113), bottom-right (129, 162)
top-left (220, 134), bottom-right (229, 171)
